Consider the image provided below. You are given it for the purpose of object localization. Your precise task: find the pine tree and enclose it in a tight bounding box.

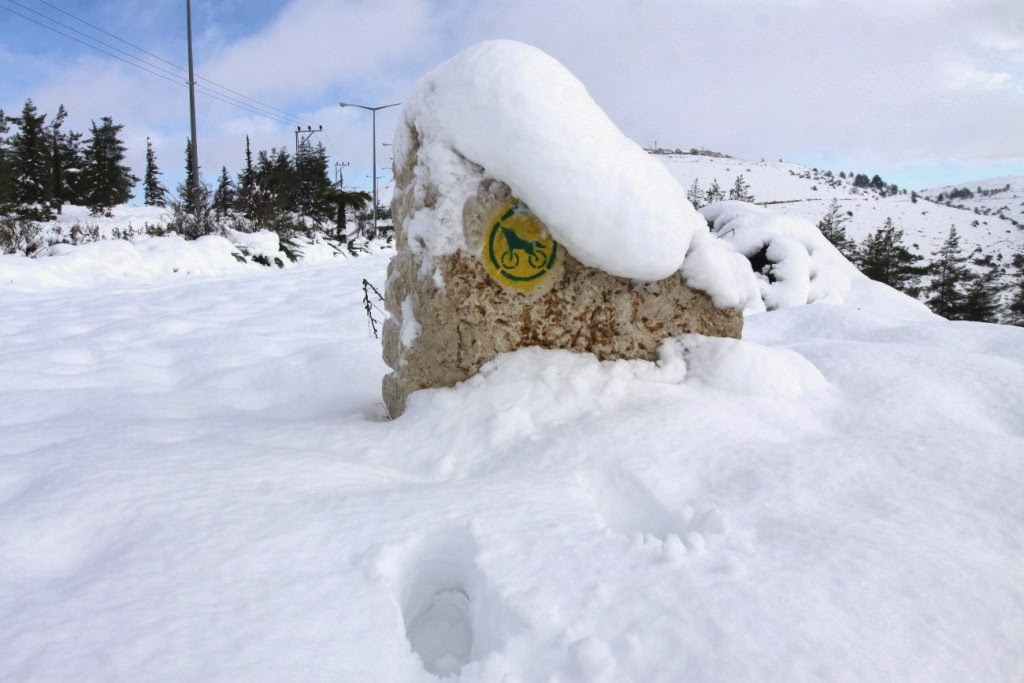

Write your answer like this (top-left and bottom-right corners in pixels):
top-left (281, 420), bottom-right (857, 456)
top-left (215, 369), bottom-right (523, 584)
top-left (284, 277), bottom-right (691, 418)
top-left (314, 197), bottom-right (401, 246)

top-left (143, 137), bottom-right (168, 207)
top-left (249, 147), bottom-right (298, 230)
top-left (54, 119), bottom-right (85, 209)
top-left (686, 178), bottom-right (704, 209)
top-left (172, 139), bottom-right (214, 238)
top-left (856, 217), bottom-right (922, 295)
top-left (43, 104), bottom-right (86, 213)
top-left (1005, 260), bottom-right (1024, 327)
top-left (924, 226), bottom-right (971, 318)
top-left (705, 178), bottom-right (724, 204)
top-left (817, 199), bottom-right (857, 260)
top-left (295, 141), bottom-right (332, 225)
top-left (180, 138), bottom-right (201, 215)
top-left (81, 116), bottom-right (138, 214)
top-left (48, 105), bottom-right (69, 214)
top-left (212, 166), bottom-right (235, 218)
top-left (728, 174), bottom-right (754, 202)
top-left (959, 265), bottom-right (1003, 322)
top-left (0, 109), bottom-right (12, 209)
top-left (9, 99), bottom-right (52, 216)
top-left (235, 136), bottom-right (255, 218)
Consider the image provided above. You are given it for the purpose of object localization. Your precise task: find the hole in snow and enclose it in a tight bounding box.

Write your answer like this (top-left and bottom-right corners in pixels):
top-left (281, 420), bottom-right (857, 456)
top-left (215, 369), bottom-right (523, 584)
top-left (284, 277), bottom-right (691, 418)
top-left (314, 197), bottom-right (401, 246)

top-left (406, 588), bottom-right (473, 676)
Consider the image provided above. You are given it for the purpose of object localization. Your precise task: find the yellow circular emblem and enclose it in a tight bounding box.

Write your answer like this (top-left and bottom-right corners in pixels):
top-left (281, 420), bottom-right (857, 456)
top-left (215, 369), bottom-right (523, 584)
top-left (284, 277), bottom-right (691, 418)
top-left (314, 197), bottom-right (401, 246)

top-left (483, 199), bottom-right (558, 291)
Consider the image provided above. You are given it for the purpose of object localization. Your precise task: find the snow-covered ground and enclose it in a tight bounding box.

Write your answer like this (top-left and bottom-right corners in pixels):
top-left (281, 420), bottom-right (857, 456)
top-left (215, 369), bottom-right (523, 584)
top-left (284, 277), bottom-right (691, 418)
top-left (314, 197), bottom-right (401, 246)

top-left (2, 248), bottom-right (1023, 681)
top-left (658, 154), bottom-right (1024, 264)
top-left (0, 226), bottom-right (390, 293)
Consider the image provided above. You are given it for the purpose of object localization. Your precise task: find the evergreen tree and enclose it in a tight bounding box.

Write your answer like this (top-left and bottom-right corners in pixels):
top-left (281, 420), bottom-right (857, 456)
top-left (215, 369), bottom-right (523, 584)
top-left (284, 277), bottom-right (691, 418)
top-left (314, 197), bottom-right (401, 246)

top-left (254, 147), bottom-right (297, 219)
top-left (728, 174), bottom-right (754, 202)
top-left (705, 178), bottom-right (724, 204)
top-left (180, 137), bottom-right (199, 214)
top-left (686, 178), bottom-right (704, 209)
top-left (295, 141), bottom-right (332, 224)
top-left (81, 116), bottom-right (138, 214)
top-left (856, 217), bottom-right (922, 295)
top-left (48, 105), bottom-right (69, 213)
top-left (212, 166), bottom-right (235, 218)
top-left (235, 135), bottom-right (255, 218)
top-left (270, 147), bottom-right (296, 212)
top-left (172, 139), bottom-right (214, 238)
top-left (247, 147), bottom-right (297, 231)
top-left (959, 265), bottom-right (1003, 323)
top-left (817, 198), bottom-right (857, 260)
top-left (0, 109), bottom-right (12, 209)
top-left (143, 137), bottom-right (167, 207)
top-left (9, 99), bottom-right (52, 216)
top-left (1005, 260), bottom-right (1024, 327)
top-left (924, 226), bottom-right (971, 318)
top-left (43, 104), bottom-right (86, 213)
top-left (53, 117), bottom-right (85, 209)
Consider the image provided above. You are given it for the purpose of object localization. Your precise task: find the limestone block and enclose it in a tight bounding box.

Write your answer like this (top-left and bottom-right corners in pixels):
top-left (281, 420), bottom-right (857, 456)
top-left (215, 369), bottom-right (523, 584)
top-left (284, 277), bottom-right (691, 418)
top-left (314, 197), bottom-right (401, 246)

top-left (382, 176), bottom-right (743, 417)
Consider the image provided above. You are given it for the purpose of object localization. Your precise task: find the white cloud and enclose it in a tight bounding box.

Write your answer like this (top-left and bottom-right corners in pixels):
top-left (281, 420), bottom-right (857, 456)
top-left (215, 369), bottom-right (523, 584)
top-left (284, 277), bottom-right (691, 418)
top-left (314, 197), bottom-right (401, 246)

top-left (947, 65), bottom-right (1015, 90)
top-left (3, 0), bottom-right (1023, 195)
top-left (201, 0), bottom-right (444, 101)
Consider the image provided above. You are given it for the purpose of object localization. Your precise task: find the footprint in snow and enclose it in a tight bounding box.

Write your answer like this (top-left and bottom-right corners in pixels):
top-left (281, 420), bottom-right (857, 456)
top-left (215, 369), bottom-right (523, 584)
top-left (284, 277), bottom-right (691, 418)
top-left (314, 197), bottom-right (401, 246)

top-left (379, 527), bottom-right (523, 677)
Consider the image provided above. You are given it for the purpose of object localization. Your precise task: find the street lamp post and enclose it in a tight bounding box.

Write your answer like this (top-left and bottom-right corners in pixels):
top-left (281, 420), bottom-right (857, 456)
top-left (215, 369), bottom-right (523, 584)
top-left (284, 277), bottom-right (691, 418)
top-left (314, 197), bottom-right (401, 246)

top-left (339, 101), bottom-right (400, 236)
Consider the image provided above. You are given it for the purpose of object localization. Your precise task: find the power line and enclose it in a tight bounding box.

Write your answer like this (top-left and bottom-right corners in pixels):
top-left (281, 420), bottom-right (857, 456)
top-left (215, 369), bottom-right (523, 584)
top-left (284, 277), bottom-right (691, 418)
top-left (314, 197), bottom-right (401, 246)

top-left (5, 0), bottom-right (186, 82)
top-left (33, 0), bottom-right (185, 74)
top-left (1, 0), bottom-right (315, 128)
top-left (33, 0), bottom-right (315, 126)
top-left (0, 4), bottom-right (187, 89)
top-left (322, 130), bottom-right (343, 161)
top-left (194, 84), bottom-right (298, 127)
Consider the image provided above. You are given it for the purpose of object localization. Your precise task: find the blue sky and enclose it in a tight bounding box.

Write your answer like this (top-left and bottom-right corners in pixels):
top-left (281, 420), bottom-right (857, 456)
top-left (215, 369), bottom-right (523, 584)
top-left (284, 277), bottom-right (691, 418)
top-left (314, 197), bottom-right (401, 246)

top-left (2, 0), bottom-right (1022, 199)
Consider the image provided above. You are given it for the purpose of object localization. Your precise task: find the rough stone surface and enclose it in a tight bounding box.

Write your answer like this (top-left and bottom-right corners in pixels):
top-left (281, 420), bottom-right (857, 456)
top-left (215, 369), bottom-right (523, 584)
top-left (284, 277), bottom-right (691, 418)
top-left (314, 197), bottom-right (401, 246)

top-left (382, 175), bottom-right (743, 417)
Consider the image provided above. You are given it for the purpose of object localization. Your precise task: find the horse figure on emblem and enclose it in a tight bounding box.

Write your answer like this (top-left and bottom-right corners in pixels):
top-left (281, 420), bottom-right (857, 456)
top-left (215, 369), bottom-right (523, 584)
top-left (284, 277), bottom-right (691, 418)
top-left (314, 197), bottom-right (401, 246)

top-left (500, 227), bottom-right (548, 269)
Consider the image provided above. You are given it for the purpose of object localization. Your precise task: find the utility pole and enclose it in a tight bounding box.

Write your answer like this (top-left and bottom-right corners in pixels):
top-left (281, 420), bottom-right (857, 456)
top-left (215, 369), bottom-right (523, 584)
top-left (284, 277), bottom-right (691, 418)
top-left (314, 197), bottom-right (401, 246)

top-left (186, 0), bottom-right (199, 215)
top-left (334, 161), bottom-right (349, 187)
top-left (294, 125), bottom-right (324, 160)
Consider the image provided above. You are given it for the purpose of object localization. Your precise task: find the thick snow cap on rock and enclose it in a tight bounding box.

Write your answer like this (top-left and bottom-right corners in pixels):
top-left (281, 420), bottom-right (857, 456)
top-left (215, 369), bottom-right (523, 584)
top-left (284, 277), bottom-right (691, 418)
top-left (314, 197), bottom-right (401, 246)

top-left (396, 40), bottom-right (708, 282)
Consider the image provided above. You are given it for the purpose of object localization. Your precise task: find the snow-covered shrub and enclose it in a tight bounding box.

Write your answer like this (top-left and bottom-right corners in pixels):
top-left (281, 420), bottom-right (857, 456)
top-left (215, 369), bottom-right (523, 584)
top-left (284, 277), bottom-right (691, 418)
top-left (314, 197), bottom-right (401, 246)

top-left (0, 213), bottom-right (43, 255)
top-left (701, 201), bottom-right (863, 310)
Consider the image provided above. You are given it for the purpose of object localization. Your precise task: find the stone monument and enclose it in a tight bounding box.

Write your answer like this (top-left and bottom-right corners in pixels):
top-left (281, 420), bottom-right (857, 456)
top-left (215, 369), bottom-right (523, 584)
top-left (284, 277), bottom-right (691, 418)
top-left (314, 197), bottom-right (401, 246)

top-left (380, 41), bottom-right (748, 417)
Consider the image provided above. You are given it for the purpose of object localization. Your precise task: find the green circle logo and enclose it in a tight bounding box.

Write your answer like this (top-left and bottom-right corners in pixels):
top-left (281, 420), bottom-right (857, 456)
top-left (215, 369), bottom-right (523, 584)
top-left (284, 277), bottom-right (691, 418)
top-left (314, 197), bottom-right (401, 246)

top-left (484, 200), bottom-right (558, 291)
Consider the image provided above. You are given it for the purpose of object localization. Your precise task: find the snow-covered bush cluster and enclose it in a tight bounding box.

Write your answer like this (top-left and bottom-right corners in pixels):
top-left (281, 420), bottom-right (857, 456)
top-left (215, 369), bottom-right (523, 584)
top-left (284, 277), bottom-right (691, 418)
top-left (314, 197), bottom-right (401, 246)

top-left (701, 201), bottom-right (863, 311)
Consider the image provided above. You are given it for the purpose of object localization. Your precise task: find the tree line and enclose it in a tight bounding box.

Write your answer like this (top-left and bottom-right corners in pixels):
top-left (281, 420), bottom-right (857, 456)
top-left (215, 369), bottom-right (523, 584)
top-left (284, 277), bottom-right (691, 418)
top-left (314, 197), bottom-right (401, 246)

top-left (0, 98), bottom-right (375, 243)
top-left (0, 99), bottom-right (137, 219)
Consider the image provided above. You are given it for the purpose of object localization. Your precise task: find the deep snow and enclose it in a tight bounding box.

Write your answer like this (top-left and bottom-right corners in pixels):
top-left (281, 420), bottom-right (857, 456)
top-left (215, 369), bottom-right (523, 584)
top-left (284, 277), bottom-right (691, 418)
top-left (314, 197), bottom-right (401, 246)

top-left (2, 248), bottom-right (1023, 682)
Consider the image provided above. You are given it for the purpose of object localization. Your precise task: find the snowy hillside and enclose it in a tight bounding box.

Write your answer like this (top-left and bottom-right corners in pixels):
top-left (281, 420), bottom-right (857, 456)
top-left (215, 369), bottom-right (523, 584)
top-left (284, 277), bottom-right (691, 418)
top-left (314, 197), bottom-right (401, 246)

top-left (924, 175), bottom-right (1024, 229)
top-left (657, 153), bottom-right (1024, 264)
top-left (2, 250), bottom-right (1023, 682)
